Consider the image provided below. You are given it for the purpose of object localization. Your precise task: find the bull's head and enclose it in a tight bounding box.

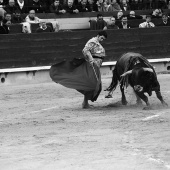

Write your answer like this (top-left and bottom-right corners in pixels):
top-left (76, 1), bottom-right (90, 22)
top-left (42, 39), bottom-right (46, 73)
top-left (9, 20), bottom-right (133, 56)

top-left (121, 67), bottom-right (154, 94)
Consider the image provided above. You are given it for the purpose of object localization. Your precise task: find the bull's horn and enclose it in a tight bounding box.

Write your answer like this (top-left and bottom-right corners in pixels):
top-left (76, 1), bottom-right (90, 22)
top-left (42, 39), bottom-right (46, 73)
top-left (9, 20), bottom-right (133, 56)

top-left (143, 68), bottom-right (153, 72)
top-left (120, 70), bottom-right (132, 77)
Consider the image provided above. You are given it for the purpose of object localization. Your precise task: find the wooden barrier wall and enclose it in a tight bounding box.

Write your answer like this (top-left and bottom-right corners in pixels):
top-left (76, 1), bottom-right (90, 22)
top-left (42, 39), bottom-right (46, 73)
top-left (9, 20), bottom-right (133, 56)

top-left (0, 26), bottom-right (170, 69)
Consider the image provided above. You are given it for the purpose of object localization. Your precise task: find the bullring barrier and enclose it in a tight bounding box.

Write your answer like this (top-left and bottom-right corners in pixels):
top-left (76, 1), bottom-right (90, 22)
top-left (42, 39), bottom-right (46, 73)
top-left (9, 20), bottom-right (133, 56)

top-left (0, 58), bottom-right (169, 86)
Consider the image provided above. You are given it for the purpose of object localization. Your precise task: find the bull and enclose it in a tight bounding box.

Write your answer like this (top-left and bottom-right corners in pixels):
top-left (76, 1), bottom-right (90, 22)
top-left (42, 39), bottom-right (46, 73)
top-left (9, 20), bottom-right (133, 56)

top-left (105, 52), bottom-right (168, 109)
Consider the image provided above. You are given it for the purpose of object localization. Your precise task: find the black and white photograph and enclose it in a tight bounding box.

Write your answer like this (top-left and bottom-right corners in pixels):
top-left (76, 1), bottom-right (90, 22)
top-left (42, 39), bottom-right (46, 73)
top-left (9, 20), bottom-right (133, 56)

top-left (1, 1), bottom-right (170, 169)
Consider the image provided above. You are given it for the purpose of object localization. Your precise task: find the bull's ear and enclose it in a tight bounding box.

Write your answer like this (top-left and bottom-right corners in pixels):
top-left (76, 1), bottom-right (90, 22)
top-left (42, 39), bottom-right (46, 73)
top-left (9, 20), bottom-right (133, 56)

top-left (143, 68), bottom-right (153, 73)
top-left (120, 70), bottom-right (132, 77)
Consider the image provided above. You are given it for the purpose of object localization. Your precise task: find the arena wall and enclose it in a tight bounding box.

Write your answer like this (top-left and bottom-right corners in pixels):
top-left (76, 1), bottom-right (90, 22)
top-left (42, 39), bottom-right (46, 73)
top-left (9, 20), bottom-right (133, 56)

top-left (0, 27), bottom-right (170, 69)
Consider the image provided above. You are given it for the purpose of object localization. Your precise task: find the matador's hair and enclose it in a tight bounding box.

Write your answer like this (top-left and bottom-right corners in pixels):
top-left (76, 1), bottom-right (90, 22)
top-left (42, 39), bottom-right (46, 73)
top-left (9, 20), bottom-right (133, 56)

top-left (98, 30), bottom-right (107, 39)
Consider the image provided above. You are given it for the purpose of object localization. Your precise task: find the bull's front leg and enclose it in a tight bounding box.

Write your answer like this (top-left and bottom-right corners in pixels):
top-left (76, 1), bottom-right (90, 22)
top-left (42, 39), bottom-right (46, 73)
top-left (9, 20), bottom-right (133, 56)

top-left (120, 85), bottom-right (128, 105)
top-left (134, 91), bottom-right (143, 105)
top-left (135, 92), bottom-right (151, 110)
top-left (155, 90), bottom-right (168, 106)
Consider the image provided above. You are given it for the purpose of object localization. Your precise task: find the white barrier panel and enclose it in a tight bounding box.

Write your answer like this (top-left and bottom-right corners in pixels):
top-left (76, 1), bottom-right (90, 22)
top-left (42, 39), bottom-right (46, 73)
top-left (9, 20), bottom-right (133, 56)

top-left (0, 58), bottom-right (170, 86)
top-left (43, 17), bottom-right (111, 30)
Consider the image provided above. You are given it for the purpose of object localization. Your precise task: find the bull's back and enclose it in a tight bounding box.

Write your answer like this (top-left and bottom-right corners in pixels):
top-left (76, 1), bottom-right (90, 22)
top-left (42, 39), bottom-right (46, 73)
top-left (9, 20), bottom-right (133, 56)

top-left (116, 52), bottom-right (143, 75)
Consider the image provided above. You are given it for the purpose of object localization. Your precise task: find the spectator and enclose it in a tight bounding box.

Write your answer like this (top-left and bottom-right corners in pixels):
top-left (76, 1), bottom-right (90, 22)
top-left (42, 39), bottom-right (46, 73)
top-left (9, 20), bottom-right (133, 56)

top-left (0, 0), bottom-right (8, 6)
top-left (42, 0), bottom-right (50, 12)
top-left (36, 20), bottom-right (53, 33)
top-left (45, 0), bottom-right (53, 11)
top-left (151, 0), bottom-right (157, 9)
top-left (0, 6), bottom-right (6, 18)
top-left (115, 11), bottom-right (123, 25)
top-left (151, 8), bottom-right (162, 18)
top-left (116, 10), bottom-right (123, 20)
top-left (4, 0), bottom-right (19, 14)
top-left (87, 0), bottom-right (98, 12)
top-left (12, 10), bottom-right (24, 23)
top-left (157, 0), bottom-right (168, 9)
top-left (15, 0), bottom-right (29, 14)
top-left (24, 9), bottom-right (59, 33)
top-left (62, 0), bottom-right (67, 5)
top-left (127, 10), bottom-right (143, 20)
top-left (23, 9), bottom-right (41, 33)
top-left (168, 0), bottom-right (170, 9)
top-left (139, 15), bottom-right (155, 28)
top-left (0, 16), bottom-right (9, 34)
top-left (142, 0), bottom-right (152, 10)
top-left (103, 0), bottom-right (110, 11)
top-left (130, 0), bottom-right (140, 10)
top-left (96, 0), bottom-right (109, 12)
top-left (22, 24), bottom-right (30, 33)
top-left (3, 13), bottom-right (12, 25)
top-left (137, 0), bottom-right (143, 10)
top-left (103, 16), bottom-right (119, 30)
top-left (53, 21), bottom-right (60, 32)
top-left (77, 0), bottom-right (90, 12)
top-left (49, 0), bottom-right (66, 14)
top-left (63, 0), bottom-right (79, 14)
top-left (108, 0), bottom-right (121, 12)
top-left (89, 13), bottom-right (107, 30)
top-left (95, 13), bottom-right (107, 29)
top-left (157, 12), bottom-right (170, 26)
top-left (25, 9), bottom-right (40, 23)
top-left (28, 0), bottom-right (47, 13)
top-left (117, 15), bottom-right (131, 29)
top-left (120, 0), bottom-right (130, 11)
top-left (74, 0), bottom-right (81, 5)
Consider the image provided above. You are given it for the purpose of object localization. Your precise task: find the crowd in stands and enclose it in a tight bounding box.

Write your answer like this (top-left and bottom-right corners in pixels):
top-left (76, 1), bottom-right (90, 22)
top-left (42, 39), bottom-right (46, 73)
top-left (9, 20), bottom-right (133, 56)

top-left (0, 0), bottom-right (170, 34)
top-left (90, 11), bottom-right (170, 30)
top-left (0, 0), bottom-right (170, 14)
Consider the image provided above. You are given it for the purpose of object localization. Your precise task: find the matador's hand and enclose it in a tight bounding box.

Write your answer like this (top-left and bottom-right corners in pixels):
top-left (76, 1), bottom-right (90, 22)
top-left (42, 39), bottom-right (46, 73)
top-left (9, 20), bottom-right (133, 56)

top-left (89, 60), bottom-right (94, 67)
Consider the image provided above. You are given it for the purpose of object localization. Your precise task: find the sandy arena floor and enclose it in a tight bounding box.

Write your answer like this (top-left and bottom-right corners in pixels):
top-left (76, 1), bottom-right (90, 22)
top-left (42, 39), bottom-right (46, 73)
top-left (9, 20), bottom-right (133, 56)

top-left (0, 74), bottom-right (170, 170)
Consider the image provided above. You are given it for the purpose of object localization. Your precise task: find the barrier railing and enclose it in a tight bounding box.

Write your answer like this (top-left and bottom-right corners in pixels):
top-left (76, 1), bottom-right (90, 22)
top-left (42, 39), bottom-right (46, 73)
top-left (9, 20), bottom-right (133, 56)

top-left (0, 58), bottom-right (170, 73)
top-left (0, 58), bottom-right (169, 85)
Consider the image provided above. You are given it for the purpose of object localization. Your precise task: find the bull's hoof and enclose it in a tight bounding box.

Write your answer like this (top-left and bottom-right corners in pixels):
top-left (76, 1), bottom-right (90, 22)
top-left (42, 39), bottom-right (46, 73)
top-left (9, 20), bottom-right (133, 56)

top-left (105, 94), bottom-right (113, 98)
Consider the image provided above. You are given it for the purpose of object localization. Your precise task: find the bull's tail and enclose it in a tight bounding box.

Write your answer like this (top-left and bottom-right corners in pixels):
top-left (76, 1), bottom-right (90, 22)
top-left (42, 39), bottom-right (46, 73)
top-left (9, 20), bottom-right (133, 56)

top-left (105, 67), bottom-right (119, 98)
